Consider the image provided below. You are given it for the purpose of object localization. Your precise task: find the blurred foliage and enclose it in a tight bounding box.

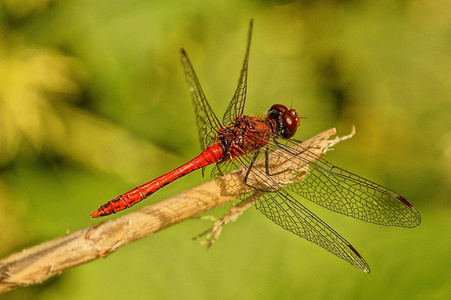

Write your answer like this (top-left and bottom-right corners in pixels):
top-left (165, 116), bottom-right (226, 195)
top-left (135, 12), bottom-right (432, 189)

top-left (0, 0), bottom-right (450, 299)
top-left (0, 48), bottom-right (78, 166)
top-left (2, 0), bottom-right (56, 18)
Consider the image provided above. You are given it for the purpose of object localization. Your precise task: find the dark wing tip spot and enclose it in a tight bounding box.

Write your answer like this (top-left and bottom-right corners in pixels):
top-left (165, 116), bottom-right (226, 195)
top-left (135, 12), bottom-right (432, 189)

top-left (397, 195), bottom-right (414, 208)
top-left (348, 244), bottom-right (362, 258)
top-left (347, 244), bottom-right (370, 273)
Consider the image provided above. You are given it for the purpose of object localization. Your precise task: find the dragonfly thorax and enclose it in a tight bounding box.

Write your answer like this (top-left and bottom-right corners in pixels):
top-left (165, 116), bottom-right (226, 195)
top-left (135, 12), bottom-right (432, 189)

top-left (266, 104), bottom-right (301, 139)
top-left (217, 116), bottom-right (272, 160)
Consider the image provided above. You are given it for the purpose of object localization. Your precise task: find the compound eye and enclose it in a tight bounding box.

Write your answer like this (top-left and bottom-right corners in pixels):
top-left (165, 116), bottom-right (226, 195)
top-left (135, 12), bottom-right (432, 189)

top-left (289, 109), bottom-right (300, 127)
top-left (269, 104), bottom-right (288, 114)
top-left (282, 109), bottom-right (300, 138)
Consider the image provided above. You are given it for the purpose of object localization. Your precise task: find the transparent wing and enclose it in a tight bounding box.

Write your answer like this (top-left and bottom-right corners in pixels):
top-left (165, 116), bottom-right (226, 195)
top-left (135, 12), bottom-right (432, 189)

top-left (255, 185), bottom-right (370, 273)
top-left (181, 49), bottom-right (222, 151)
top-left (222, 19), bottom-right (253, 126)
top-left (265, 138), bottom-right (421, 228)
top-left (213, 155), bottom-right (370, 272)
top-left (212, 152), bottom-right (257, 197)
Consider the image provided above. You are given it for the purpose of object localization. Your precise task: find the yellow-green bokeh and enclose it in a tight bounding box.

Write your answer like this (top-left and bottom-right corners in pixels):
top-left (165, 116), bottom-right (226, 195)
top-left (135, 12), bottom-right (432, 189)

top-left (1, 0), bottom-right (450, 299)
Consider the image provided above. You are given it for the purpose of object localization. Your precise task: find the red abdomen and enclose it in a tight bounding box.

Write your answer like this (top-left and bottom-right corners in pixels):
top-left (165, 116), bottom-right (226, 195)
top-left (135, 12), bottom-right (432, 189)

top-left (90, 144), bottom-right (224, 218)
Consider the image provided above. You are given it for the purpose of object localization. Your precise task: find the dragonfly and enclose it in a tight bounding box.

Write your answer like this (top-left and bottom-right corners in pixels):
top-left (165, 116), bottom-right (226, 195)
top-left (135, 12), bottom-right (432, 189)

top-left (91, 20), bottom-right (421, 272)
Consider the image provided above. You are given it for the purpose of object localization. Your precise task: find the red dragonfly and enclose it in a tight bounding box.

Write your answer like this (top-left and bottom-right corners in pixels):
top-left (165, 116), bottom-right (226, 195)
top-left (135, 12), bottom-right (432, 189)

top-left (91, 20), bottom-right (421, 272)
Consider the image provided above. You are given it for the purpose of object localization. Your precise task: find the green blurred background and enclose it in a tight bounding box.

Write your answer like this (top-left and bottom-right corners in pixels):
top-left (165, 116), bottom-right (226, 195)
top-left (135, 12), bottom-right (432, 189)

top-left (1, 0), bottom-right (450, 299)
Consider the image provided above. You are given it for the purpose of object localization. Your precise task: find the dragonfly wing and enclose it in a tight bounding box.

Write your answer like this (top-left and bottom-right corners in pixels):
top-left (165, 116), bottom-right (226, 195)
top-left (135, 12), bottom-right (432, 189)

top-left (233, 154), bottom-right (371, 272)
top-left (222, 19), bottom-right (253, 126)
top-left (268, 139), bottom-right (421, 228)
top-left (181, 49), bottom-right (222, 151)
top-left (212, 155), bottom-right (256, 197)
top-left (255, 188), bottom-right (370, 272)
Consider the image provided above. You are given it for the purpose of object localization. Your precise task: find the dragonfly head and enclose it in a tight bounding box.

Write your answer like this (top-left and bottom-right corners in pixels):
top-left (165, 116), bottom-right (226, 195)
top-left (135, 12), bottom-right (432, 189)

top-left (267, 104), bottom-right (301, 139)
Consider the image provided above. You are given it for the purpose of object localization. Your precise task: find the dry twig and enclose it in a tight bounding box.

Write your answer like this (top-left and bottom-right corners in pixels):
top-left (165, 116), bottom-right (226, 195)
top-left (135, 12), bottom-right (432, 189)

top-left (0, 128), bottom-right (348, 293)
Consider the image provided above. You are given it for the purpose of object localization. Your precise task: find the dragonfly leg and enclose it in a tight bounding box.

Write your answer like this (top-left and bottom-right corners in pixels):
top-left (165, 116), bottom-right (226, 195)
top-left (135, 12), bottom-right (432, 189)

top-left (264, 146), bottom-right (292, 176)
top-left (242, 151), bottom-right (275, 192)
top-left (243, 150), bottom-right (260, 184)
top-left (263, 145), bottom-right (308, 179)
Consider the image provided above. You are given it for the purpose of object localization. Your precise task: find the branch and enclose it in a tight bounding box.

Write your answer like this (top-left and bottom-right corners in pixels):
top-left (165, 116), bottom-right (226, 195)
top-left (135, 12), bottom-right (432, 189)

top-left (0, 128), bottom-right (348, 293)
